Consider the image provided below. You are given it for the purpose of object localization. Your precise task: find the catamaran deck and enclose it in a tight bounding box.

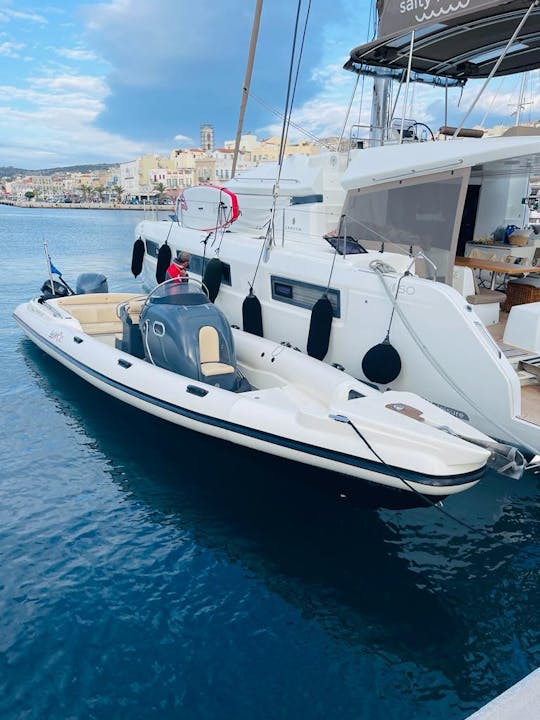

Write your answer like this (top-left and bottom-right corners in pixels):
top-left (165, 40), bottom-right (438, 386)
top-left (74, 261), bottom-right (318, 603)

top-left (488, 312), bottom-right (540, 427)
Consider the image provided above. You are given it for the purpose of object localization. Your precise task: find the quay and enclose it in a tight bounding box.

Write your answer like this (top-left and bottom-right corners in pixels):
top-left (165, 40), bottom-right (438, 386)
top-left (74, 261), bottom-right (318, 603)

top-left (0, 199), bottom-right (173, 211)
top-left (466, 668), bottom-right (540, 719)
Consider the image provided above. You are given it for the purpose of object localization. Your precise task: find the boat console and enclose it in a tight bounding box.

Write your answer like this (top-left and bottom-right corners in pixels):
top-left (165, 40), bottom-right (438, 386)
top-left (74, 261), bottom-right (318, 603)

top-left (139, 279), bottom-right (250, 392)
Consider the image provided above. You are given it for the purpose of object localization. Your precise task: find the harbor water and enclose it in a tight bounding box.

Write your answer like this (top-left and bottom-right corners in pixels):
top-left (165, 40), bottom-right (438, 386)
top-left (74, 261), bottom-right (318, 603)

top-left (1, 205), bottom-right (539, 719)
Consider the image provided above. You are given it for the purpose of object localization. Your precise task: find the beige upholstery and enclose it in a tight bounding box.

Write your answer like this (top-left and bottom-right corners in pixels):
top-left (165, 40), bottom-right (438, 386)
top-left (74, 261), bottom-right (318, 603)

top-left (467, 290), bottom-right (506, 306)
top-left (84, 322), bottom-right (123, 336)
top-left (56, 293), bottom-right (137, 308)
top-left (55, 294), bottom-right (145, 334)
top-left (201, 362), bottom-right (236, 377)
top-left (466, 271), bottom-right (506, 306)
top-left (124, 300), bottom-right (144, 323)
top-left (198, 326), bottom-right (234, 376)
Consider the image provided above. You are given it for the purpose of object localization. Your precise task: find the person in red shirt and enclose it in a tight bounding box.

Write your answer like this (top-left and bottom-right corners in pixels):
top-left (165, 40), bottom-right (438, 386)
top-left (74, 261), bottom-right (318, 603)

top-left (166, 251), bottom-right (191, 281)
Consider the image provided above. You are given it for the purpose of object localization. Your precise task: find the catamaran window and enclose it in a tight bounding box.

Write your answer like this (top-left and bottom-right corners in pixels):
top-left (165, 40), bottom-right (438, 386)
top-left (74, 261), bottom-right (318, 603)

top-left (175, 250), bottom-right (232, 286)
top-left (271, 276), bottom-right (340, 317)
top-left (146, 239), bottom-right (160, 258)
top-left (342, 172), bottom-right (467, 283)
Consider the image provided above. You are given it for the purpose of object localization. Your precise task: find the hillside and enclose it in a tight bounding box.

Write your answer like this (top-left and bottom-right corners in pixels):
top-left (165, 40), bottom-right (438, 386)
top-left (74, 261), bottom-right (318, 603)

top-left (0, 163), bottom-right (118, 179)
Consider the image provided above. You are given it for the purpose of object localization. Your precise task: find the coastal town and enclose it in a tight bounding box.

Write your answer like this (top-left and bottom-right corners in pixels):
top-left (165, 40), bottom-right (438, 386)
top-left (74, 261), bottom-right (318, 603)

top-left (1, 124), bottom-right (331, 206)
top-left (5, 120), bottom-right (539, 208)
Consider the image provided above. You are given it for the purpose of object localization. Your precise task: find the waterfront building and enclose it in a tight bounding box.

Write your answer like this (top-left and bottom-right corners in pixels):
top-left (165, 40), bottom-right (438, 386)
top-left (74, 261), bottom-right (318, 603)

top-left (119, 154), bottom-right (174, 201)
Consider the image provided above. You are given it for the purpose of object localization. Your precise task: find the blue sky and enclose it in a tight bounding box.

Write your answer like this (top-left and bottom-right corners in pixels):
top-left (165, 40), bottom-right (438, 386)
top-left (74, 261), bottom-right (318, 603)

top-left (0, 0), bottom-right (537, 170)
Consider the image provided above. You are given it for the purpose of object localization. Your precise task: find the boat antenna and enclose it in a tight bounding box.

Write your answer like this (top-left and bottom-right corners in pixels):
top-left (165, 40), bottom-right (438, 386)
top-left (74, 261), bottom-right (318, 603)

top-left (231, 0), bottom-right (263, 180)
top-left (453, 0), bottom-right (538, 138)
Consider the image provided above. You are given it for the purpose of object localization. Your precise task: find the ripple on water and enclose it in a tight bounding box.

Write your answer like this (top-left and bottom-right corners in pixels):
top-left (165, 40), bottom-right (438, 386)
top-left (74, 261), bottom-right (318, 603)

top-left (0, 206), bottom-right (539, 719)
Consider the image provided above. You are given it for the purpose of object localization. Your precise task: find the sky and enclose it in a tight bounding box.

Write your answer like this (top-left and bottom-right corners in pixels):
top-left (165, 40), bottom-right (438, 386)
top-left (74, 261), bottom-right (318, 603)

top-left (0, 0), bottom-right (538, 170)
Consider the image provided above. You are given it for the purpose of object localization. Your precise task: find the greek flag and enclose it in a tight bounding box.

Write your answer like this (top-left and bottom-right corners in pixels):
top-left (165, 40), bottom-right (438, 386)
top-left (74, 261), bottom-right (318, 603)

top-left (49, 259), bottom-right (62, 276)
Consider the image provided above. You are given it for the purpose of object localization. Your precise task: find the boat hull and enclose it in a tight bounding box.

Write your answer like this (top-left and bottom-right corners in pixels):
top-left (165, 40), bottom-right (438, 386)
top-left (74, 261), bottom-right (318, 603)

top-left (13, 298), bottom-right (487, 508)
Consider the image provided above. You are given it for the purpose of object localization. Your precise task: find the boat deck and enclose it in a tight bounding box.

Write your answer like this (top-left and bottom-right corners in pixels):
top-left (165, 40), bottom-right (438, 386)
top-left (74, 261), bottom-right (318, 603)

top-left (488, 313), bottom-right (540, 427)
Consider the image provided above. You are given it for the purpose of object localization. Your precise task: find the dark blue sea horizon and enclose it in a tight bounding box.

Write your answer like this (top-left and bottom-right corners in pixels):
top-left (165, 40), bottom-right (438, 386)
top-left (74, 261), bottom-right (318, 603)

top-left (1, 204), bottom-right (539, 719)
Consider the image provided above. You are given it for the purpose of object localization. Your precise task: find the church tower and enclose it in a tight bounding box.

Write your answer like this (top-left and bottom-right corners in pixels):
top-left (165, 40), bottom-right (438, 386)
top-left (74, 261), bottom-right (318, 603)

top-left (200, 123), bottom-right (214, 152)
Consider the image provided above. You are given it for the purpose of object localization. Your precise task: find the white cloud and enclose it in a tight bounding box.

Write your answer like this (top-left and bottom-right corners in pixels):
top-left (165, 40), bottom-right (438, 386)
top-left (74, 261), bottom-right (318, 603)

top-left (0, 40), bottom-right (24, 57)
top-left (0, 70), bottom-right (158, 167)
top-left (173, 133), bottom-right (193, 144)
top-left (56, 47), bottom-right (98, 61)
top-left (0, 9), bottom-right (47, 24)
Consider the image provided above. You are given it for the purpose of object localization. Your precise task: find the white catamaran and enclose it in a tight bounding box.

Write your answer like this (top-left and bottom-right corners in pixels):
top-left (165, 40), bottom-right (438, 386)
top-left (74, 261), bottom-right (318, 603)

top-left (134, 0), bottom-right (540, 458)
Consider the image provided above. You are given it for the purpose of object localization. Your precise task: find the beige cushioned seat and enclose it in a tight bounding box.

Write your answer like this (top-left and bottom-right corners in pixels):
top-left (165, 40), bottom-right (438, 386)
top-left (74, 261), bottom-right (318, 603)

top-left (467, 288), bottom-right (507, 306)
top-left (198, 326), bottom-right (234, 376)
top-left (466, 269), bottom-right (506, 306)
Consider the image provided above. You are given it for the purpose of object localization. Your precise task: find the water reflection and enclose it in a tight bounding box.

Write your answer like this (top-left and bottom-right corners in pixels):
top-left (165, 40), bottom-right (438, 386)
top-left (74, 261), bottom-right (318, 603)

top-left (20, 340), bottom-right (540, 708)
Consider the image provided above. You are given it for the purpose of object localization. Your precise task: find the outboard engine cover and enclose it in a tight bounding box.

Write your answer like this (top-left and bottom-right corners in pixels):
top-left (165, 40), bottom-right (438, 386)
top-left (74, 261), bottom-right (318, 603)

top-left (40, 279), bottom-right (70, 300)
top-left (140, 284), bottom-right (245, 391)
top-left (76, 272), bottom-right (108, 294)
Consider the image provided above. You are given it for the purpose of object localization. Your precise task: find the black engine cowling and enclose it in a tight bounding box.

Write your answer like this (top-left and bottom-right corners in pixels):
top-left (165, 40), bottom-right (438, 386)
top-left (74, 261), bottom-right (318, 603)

top-left (140, 284), bottom-right (248, 392)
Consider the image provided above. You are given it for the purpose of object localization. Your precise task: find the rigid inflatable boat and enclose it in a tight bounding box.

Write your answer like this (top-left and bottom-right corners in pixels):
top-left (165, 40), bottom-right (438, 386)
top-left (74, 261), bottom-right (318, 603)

top-left (13, 274), bottom-right (525, 508)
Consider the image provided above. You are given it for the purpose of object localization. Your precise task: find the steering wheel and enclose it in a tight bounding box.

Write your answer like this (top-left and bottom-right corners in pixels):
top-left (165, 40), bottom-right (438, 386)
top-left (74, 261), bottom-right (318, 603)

top-left (411, 122), bottom-right (435, 142)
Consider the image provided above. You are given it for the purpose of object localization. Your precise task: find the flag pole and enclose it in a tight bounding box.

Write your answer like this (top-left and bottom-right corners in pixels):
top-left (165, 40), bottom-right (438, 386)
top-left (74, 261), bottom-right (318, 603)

top-left (43, 238), bottom-right (56, 296)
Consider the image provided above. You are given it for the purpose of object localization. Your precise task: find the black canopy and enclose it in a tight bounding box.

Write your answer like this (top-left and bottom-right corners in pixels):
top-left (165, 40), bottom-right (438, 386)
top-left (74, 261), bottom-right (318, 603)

top-left (346, 1), bottom-right (540, 81)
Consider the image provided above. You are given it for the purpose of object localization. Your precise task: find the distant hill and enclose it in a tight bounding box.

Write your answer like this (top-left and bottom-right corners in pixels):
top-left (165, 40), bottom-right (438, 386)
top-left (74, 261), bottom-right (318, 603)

top-left (0, 163), bottom-right (118, 179)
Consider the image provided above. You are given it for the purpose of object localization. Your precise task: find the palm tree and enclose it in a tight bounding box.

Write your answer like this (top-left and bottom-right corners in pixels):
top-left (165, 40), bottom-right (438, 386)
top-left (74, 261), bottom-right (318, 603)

top-left (79, 183), bottom-right (92, 201)
top-left (95, 184), bottom-right (106, 203)
top-left (112, 184), bottom-right (124, 203)
top-left (153, 182), bottom-right (166, 202)
top-left (24, 190), bottom-right (35, 201)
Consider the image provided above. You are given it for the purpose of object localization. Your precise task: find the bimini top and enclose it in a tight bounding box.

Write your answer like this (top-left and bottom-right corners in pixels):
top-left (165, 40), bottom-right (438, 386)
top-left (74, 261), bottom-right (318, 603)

top-left (341, 135), bottom-right (540, 190)
top-left (345, 0), bottom-right (540, 81)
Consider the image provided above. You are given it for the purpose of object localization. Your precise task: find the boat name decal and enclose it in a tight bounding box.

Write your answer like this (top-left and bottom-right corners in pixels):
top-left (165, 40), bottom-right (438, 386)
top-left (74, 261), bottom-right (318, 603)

top-left (432, 402), bottom-right (469, 421)
top-left (48, 329), bottom-right (64, 343)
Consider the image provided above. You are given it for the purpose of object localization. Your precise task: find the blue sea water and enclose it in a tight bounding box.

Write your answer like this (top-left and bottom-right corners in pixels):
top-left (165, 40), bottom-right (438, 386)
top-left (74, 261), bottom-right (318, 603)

top-left (0, 204), bottom-right (539, 720)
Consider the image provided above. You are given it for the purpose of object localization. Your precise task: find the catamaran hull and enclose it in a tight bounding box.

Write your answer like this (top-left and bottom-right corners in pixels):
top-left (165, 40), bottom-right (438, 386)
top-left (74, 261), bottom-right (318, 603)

top-left (139, 234), bottom-right (540, 458)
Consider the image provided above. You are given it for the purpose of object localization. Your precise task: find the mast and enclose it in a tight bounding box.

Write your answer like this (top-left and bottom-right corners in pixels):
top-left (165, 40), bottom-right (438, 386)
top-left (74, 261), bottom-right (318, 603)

top-left (370, 76), bottom-right (390, 145)
top-left (369, 1), bottom-right (389, 145)
top-left (231, 0), bottom-right (263, 179)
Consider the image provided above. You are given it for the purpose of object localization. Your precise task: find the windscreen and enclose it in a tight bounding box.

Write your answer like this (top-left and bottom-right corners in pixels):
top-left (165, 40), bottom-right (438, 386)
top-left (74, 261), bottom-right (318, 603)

top-left (341, 173), bottom-right (466, 283)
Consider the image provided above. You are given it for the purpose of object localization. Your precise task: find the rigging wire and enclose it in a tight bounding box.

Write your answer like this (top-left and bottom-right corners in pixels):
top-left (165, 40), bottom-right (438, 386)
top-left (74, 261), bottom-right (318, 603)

top-left (324, 215), bottom-right (345, 294)
top-left (371, 263), bottom-right (537, 457)
top-left (479, 76), bottom-right (505, 128)
top-left (277, 0), bottom-right (304, 171)
top-left (278, 0), bottom-right (313, 167)
top-left (248, 91), bottom-right (331, 147)
top-left (338, 74), bottom-right (360, 151)
top-left (356, 70), bottom-right (367, 128)
top-left (248, 0), bottom-right (311, 292)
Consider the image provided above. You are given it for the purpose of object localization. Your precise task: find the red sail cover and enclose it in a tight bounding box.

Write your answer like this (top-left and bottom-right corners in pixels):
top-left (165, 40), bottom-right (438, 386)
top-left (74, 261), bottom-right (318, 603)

top-left (377, 0), bottom-right (510, 38)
